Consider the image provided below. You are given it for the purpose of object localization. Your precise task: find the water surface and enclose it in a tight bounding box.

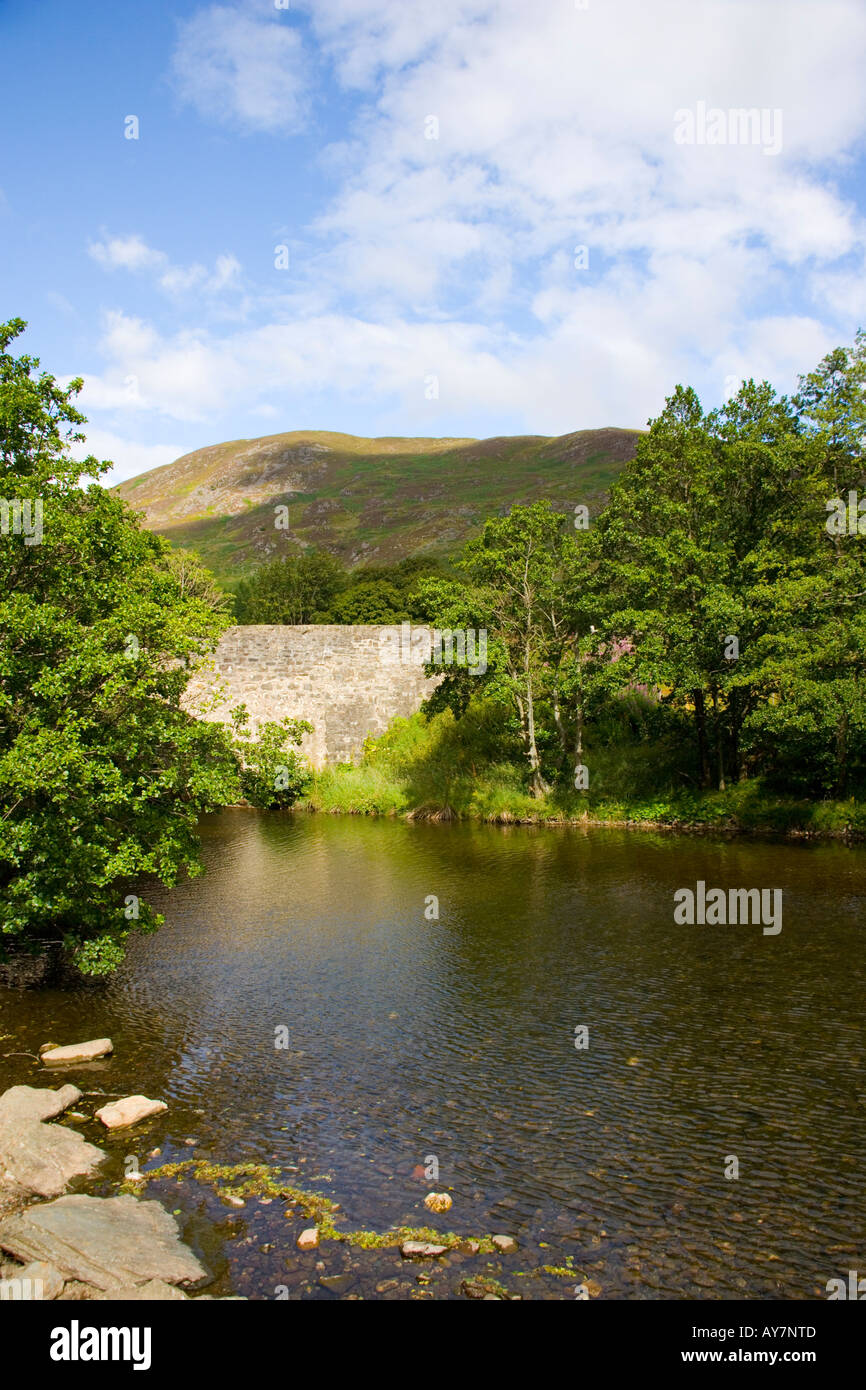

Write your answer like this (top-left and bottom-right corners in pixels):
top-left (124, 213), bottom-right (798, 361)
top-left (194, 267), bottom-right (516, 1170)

top-left (2, 812), bottom-right (863, 1299)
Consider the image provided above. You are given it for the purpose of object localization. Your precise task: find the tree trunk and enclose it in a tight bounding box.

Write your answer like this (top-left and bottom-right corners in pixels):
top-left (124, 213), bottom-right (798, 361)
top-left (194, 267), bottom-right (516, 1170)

top-left (711, 685), bottom-right (726, 791)
top-left (693, 688), bottom-right (711, 788)
top-left (551, 667), bottom-right (569, 772)
top-left (835, 707), bottom-right (849, 798)
top-left (524, 645), bottom-right (549, 798)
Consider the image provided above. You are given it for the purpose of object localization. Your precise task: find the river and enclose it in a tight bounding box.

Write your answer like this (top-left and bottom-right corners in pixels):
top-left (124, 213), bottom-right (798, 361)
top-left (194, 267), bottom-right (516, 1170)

top-left (1, 811), bottom-right (863, 1299)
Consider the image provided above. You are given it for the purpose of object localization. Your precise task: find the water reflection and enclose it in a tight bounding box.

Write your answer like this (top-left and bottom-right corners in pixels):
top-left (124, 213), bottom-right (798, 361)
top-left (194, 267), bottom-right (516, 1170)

top-left (1, 812), bottom-right (863, 1299)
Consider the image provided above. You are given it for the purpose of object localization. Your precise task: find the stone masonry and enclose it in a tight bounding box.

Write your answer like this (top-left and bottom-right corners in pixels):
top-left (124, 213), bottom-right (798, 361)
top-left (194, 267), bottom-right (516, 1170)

top-left (182, 625), bottom-right (442, 768)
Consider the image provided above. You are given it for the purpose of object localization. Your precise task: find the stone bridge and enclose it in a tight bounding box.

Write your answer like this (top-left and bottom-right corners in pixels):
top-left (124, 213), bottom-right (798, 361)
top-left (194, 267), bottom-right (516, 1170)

top-left (183, 624), bottom-right (442, 768)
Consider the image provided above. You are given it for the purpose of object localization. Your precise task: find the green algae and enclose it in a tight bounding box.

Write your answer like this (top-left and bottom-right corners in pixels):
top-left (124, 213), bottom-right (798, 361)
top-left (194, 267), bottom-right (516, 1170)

top-left (122, 1159), bottom-right (497, 1253)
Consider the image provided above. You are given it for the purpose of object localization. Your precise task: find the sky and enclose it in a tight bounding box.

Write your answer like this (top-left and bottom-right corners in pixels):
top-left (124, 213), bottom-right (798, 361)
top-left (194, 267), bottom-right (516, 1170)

top-left (1, 0), bottom-right (866, 485)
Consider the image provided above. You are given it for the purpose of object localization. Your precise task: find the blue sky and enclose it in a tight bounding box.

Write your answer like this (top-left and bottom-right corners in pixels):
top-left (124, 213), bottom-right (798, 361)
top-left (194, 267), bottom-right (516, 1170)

top-left (2, 0), bottom-right (866, 484)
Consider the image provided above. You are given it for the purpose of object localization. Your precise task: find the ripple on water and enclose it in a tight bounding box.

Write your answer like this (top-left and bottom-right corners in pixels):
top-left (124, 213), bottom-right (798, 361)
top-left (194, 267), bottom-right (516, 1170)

top-left (1, 812), bottom-right (863, 1299)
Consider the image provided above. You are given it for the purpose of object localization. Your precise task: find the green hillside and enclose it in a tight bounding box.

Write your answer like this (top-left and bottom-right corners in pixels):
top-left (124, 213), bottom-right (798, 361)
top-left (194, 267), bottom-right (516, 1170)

top-left (115, 426), bottom-right (640, 581)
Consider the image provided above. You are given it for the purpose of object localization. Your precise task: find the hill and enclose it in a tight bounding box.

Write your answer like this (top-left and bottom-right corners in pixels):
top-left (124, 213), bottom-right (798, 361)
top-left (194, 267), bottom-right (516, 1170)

top-left (115, 426), bottom-right (640, 580)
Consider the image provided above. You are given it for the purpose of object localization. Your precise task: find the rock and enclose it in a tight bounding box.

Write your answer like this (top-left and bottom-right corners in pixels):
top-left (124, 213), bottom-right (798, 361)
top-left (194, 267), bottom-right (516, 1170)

top-left (460, 1239), bottom-right (480, 1254)
top-left (318, 1273), bottom-right (351, 1292)
top-left (40, 1039), bottom-right (113, 1066)
top-left (56, 1279), bottom-right (100, 1300)
top-left (0, 1089), bottom-right (106, 1200)
top-left (0, 1085), bottom-right (82, 1124)
top-left (0, 1194), bottom-right (207, 1292)
top-left (225, 1195), bottom-right (244, 1207)
top-left (423, 1192), bottom-right (453, 1214)
top-left (296, 1228), bottom-right (319, 1251)
top-left (400, 1240), bottom-right (448, 1259)
top-left (0, 1259), bottom-right (66, 1300)
top-left (94, 1096), bottom-right (167, 1130)
top-left (94, 1279), bottom-right (189, 1301)
top-left (492, 1234), bottom-right (518, 1254)
top-left (461, 1279), bottom-right (488, 1299)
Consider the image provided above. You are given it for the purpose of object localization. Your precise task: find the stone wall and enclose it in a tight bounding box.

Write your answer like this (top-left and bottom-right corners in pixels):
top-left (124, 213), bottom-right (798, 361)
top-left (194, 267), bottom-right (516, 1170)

top-left (183, 625), bottom-right (442, 768)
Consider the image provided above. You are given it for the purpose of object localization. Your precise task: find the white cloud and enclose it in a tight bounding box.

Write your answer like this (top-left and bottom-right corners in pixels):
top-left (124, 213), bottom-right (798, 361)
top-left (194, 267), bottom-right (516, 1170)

top-left (71, 428), bottom-right (185, 488)
top-left (79, 0), bottom-right (866, 465)
top-left (89, 234), bottom-right (165, 273)
top-left (170, 3), bottom-right (309, 133)
top-left (89, 236), bottom-right (243, 298)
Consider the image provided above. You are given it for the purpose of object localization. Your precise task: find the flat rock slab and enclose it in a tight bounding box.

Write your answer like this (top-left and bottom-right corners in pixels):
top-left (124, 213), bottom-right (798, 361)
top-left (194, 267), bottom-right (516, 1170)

top-left (94, 1278), bottom-right (189, 1301)
top-left (0, 1194), bottom-right (207, 1292)
top-left (41, 1039), bottom-right (113, 1066)
top-left (0, 1085), bottom-right (82, 1125)
top-left (0, 1259), bottom-right (67, 1300)
top-left (0, 1095), bottom-right (106, 1200)
top-left (95, 1096), bottom-right (167, 1130)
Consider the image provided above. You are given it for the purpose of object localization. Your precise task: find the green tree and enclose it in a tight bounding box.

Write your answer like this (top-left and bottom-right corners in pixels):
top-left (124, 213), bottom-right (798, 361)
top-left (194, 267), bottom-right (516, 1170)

top-left (420, 502), bottom-right (582, 796)
top-left (229, 706), bottom-right (312, 808)
top-left (327, 580), bottom-right (410, 624)
top-left (0, 319), bottom-right (240, 974)
top-left (233, 550), bottom-right (346, 624)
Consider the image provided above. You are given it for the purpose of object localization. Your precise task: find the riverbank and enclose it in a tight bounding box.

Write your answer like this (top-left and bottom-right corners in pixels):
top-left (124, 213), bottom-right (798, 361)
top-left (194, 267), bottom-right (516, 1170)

top-left (298, 712), bottom-right (866, 842)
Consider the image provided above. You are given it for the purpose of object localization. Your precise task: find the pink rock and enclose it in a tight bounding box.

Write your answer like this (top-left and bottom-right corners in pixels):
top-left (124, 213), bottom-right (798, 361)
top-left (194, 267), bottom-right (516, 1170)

top-left (95, 1096), bottom-right (167, 1130)
top-left (40, 1039), bottom-right (113, 1066)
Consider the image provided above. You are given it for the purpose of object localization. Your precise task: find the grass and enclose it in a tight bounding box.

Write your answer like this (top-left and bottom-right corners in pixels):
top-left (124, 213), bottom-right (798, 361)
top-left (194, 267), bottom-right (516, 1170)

top-left (299, 705), bottom-right (866, 840)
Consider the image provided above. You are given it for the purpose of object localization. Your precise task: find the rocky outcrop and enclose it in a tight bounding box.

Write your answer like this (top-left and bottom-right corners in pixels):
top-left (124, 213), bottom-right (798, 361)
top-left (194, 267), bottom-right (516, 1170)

top-left (0, 1194), bottom-right (206, 1293)
top-left (0, 1085), bottom-right (105, 1204)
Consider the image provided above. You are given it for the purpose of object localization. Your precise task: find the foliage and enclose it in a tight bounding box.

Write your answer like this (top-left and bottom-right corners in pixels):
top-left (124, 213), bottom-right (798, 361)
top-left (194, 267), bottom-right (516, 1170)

top-left (411, 338), bottom-right (866, 804)
top-left (232, 550), bottom-right (345, 624)
top-left (233, 552), bottom-right (450, 625)
top-left (228, 706), bottom-right (312, 808)
top-left (0, 319), bottom-right (240, 973)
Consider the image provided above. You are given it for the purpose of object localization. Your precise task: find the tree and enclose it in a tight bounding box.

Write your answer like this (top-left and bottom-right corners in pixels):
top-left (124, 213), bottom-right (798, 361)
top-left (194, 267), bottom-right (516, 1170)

top-left (420, 503), bottom-right (581, 796)
top-left (232, 551), bottom-right (345, 624)
top-left (0, 319), bottom-right (240, 974)
top-left (793, 331), bottom-right (866, 494)
top-left (229, 707), bottom-right (312, 808)
top-left (327, 580), bottom-right (410, 624)
top-left (596, 386), bottom-right (723, 786)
